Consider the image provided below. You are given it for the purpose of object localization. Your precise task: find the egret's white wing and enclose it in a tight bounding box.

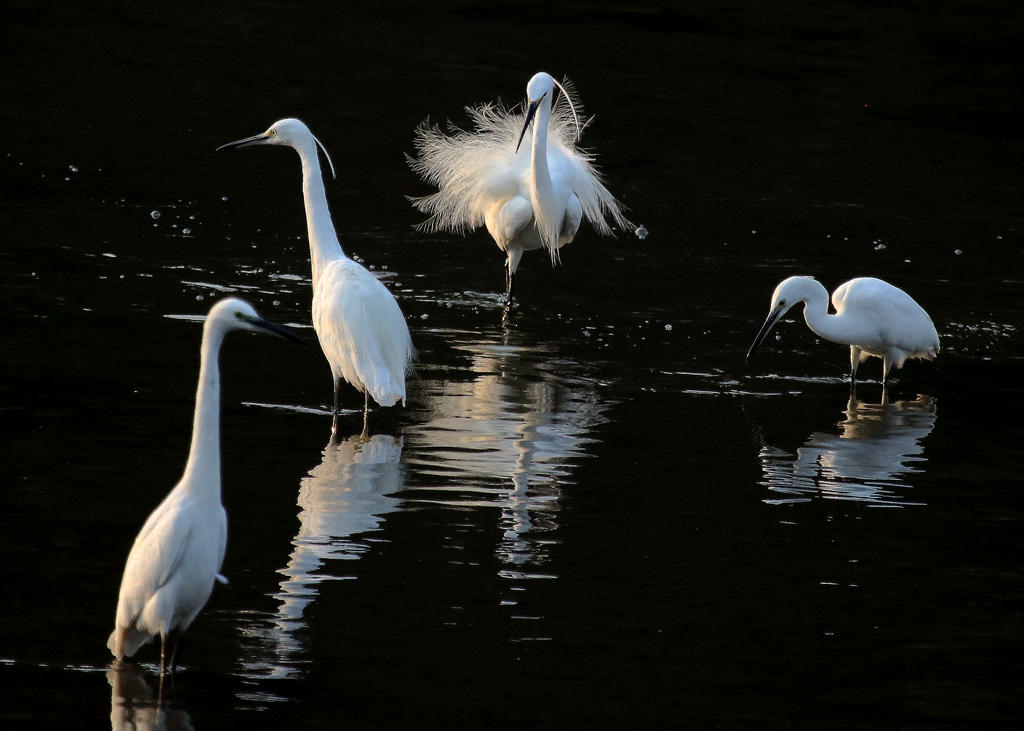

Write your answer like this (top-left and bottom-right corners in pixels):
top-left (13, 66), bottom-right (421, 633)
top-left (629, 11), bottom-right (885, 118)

top-left (108, 491), bottom-right (194, 656)
top-left (548, 139), bottom-right (631, 235)
top-left (833, 278), bottom-right (939, 355)
top-left (313, 258), bottom-right (414, 407)
top-left (544, 84), bottom-right (632, 241)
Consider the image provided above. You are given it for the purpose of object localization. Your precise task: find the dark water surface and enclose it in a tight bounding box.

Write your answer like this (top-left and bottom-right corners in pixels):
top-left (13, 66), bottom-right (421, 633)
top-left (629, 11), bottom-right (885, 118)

top-left (3, 1), bottom-right (1023, 727)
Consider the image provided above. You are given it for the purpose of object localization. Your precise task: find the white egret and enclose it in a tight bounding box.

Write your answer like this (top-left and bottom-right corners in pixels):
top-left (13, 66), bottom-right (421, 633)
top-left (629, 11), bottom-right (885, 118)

top-left (108, 298), bottom-right (300, 675)
top-left (408, 71), bottom-right (632, 307)
top-left (747, 276), bottom-right (939, 384)
top-left (219, 119), bottom-right (414, 434)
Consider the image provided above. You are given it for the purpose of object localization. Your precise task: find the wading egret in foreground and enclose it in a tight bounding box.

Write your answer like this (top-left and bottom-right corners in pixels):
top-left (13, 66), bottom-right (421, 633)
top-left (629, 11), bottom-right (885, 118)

top-left (108, 298), bottom-right (300, 675)
top-left (219, 119), bottom-right (414, 434)
top-left (746, 276), bottom-right (939, 384)
top-left (408, 71), bottom-right (632, 308)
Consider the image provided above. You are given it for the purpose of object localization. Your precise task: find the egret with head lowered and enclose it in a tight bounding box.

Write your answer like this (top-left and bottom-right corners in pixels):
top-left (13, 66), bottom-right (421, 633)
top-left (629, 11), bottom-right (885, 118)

top-left (108, 298), bottom-right (300, 675)
top-left (219, 118), bottom-right (414, 434)
top-left (408, 71), bottom-right (633, 310)
top-left (746, 276), bottom-right (939, 385)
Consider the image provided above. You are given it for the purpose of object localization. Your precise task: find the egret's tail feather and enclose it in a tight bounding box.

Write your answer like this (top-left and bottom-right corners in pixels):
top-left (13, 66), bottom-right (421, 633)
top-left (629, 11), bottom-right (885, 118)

top-left (107, 623), bottom-right (155, 659)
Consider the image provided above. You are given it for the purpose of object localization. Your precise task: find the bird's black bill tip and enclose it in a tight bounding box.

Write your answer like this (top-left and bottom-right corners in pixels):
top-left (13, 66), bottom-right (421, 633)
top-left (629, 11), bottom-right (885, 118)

top-left (255, 318), bottom-right (305, 345)
top-left (215, 133), bottom-right (267, 152)
top-left (746, 310), bottom-right (782, 365)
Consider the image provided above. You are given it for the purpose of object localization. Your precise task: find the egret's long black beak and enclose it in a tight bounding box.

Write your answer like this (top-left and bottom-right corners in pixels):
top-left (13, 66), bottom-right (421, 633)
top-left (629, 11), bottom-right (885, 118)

top-left (252, 316), bottom-right (305, 345)
top-left (746, 309), bottom-right (784, 364)
top-left (515, 95), bottom-right (544, 153)
top-left (216, 133), bottom-right (268, 152)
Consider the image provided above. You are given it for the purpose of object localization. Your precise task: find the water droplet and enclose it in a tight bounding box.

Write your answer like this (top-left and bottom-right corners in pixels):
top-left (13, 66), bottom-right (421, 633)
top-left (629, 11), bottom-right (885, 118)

top-left (195, 294), bottom-right (205, 301)
top-left (954, 248), bottom-right (963, 255)
top-left (221, 195), bottom-right (229, 202)
top-left (634, 225), bottom-right (649, 240)
top-left (873, 242), bottom-right (887, 251)
top-left (150, 210), bottom-right (161, 220)
top-left (272, 300), bottom-right (281, 306)
top-left (182, 228), bottom-right (192, 235)
top-left (420, 313), bottom-right (429, 320)
top-left (664, 324), bottom-right (673, 331)
top-left (69, 165), bottom-right (78, 173)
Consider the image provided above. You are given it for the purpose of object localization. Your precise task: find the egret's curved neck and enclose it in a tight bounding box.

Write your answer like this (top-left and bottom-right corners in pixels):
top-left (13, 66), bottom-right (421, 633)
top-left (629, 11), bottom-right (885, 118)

top-left (182, 323), bottom-right (225, 497)
top-left (800, 286), bottom-right (863, 345)
top-left (529, 97), bottom-right (560, 245)
top-left (296, 139), bottom-right (344, 286)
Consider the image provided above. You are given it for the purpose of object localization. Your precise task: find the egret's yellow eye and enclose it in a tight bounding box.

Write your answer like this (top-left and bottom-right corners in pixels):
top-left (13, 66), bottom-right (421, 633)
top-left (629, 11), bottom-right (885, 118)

top-left (269, 129), bottom-right (277, 137)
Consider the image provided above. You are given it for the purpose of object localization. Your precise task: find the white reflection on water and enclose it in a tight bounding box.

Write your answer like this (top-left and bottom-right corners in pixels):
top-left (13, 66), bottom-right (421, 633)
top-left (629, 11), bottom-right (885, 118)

top-left (108, 665), bottom-right (193, 731)
top-left (236, 330), bottom-right (606, 677)
top-left (403, 332), bottom-right (606, 577)
top-left (759, 393), bottom-right (937, 507)
top-left (240, 433), bottom-right (404, 680)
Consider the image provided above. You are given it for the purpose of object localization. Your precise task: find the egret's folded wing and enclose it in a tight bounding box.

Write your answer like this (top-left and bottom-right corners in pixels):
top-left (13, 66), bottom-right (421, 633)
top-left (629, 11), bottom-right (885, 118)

top-left (114, 497), bottom-right (193, 629)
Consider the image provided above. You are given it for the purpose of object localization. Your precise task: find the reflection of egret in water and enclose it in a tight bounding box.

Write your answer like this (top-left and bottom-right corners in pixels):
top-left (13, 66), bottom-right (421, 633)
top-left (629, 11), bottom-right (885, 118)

top-left (239, 433), bottom-right (404, 680)
top-left (108, 665), bottom-right (193, 731)
top-left (759, 394), bottom-right (937, 507)
top-left (404, 332), bottom-right (606, 579)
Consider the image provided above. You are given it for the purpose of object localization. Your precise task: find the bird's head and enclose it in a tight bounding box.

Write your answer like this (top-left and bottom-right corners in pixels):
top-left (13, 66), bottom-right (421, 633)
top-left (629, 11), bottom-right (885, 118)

top-left (516, 71), bottom-right (581, 153)
top-left (526, 72), bottom-right (556, 104)
top-left (205, 297), bottom-right (303, 343)
top-left (746, 276), bottom-right (818, 364)
top-left (217, 118), bottom-right (336, 178)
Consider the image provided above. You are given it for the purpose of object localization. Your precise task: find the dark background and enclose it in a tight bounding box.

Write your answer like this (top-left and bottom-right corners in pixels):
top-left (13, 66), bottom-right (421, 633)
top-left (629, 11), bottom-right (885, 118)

top-left (2, 1), bottom-right (1022, 727)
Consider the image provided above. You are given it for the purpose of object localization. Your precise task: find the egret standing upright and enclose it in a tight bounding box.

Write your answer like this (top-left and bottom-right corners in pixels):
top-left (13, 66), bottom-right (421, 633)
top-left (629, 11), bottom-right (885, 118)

top-left (219, 119), bottom-right (414, 434)
top-left (746, 276), bottom-right (940, 385)
top-left (108, 298), bottom-right (300, 674)
top-left (408, 71), bottom-right (633, 309)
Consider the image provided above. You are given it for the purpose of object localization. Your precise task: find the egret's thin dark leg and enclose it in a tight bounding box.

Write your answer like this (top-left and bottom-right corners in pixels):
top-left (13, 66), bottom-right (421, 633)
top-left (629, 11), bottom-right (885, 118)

top-left (331, 377), bottom-right (342, 434)
top-left (882, 355), bottom-right (894, 388)
top-left (362, 390), bottom-right (369, 436)
top-left (159, 633), bottom-right (168, 676)
top-left (502, 262), bottom-right (515, 328)
top-left (169, 633), bottom-right (184, 675)
top-left (504, 260), bottom-right (515, 307)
